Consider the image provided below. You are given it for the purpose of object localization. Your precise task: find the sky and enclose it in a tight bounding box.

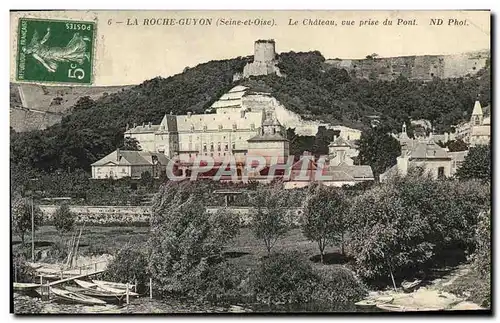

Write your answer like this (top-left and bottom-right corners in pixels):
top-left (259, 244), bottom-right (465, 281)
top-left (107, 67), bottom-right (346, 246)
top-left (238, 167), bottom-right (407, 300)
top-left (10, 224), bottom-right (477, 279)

top-left (10, 10), bottom-right (491, 86)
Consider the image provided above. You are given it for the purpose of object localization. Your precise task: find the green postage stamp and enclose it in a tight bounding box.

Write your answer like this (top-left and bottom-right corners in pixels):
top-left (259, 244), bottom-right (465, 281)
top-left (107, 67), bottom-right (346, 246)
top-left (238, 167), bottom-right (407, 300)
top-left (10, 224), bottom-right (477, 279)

top-left (16, 18), bottom-right (95, 84)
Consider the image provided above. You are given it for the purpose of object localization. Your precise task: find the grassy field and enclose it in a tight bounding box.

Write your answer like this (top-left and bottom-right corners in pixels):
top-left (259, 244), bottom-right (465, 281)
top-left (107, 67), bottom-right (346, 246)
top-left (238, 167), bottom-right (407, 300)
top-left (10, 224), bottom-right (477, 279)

top-left (12, 225), bottom-right (343, 268)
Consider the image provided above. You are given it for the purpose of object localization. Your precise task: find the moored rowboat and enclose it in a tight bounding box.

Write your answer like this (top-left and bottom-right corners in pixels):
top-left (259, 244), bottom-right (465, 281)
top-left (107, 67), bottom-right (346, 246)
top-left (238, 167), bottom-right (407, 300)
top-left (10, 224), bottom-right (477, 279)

top-left (50, 287), bottom-right (107, 305)
top-left (355, 296), bottom-right (393, 308)
top-left (92, 280), bottom-right (138, 296)
top-left (92, 280), bottom-right (134, 290)
top-left (64, 286), bottom-right (125, 302)
top-left (13, 282), bottom-right (40, 291)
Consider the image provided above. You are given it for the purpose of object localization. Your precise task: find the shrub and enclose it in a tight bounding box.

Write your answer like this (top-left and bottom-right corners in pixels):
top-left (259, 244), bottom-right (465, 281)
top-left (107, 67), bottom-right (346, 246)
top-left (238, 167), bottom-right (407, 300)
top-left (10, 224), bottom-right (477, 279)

top-left (252, 252), bottom-right (319, 305)
top-left (104, 243), bottom-right (149, 293)
top-left (193, 262), bottom-right (252, 303)
top-left (12, 254), bottom-right (36, 283)
top-left (312, 266), bottom-right (367, 303)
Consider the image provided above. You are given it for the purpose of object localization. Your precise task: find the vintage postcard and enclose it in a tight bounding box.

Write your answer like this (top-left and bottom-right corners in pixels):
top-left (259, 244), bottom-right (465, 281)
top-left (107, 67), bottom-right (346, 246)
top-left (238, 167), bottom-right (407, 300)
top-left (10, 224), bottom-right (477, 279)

top-left (10, 10), bottom-right (491, 314)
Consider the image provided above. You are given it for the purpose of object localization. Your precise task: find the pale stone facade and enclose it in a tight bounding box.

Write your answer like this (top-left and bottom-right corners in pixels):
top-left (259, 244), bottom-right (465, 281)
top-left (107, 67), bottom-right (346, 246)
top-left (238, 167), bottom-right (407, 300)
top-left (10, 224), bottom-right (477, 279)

top-left (380, 138), bottom-right (453, 181)
top-left (91, 149), bottom-right (169, 179)
top-left (455, 100), bottom-right (491, 147)
top-left (240, 39), bottom-right (282, 78)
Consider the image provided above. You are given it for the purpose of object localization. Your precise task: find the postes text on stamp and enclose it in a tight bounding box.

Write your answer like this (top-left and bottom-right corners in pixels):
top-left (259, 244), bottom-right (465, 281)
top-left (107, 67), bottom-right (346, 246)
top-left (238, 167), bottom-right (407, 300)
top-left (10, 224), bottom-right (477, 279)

top-left (16, 18), bottom-right (95, 84)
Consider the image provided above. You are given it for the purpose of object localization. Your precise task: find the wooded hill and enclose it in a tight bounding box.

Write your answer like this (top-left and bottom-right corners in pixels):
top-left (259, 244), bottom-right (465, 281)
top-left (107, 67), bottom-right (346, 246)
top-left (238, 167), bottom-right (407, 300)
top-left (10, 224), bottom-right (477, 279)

top-left (10, 51), bottom-right (490, 173)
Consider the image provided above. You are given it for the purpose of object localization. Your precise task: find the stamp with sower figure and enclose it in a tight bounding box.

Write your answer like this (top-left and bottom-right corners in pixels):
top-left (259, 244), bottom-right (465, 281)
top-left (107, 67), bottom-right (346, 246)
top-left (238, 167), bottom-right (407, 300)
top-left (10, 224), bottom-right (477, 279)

top-left (16, 18), bottom-right (95, 84)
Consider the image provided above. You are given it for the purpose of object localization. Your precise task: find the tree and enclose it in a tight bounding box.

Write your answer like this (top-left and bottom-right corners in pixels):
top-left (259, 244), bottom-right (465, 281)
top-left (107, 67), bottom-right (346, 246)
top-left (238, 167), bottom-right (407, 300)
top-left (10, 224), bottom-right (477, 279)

top-left (472, 210), bottom-right (491, 278)
top-left (250, 182), bottom-right (290, 254)
top-left (121, 137), bottom-right (141, 151)
top-left (346, 184), bottom-right (434, 285)
top-left (302, 184), bottom-right (349, 263)
top-left (447, 139), bottom-right (468, 152)
top-left (147, 182), bottom-right (240, 299)
top-left (358, 128), bottom-right (401, 179)
top-left (11, 196), bottom-right (43, 245)
top-left (52, 204), bottom-right (76, 237)
top-left (456, 144), bottom-right (491, 181)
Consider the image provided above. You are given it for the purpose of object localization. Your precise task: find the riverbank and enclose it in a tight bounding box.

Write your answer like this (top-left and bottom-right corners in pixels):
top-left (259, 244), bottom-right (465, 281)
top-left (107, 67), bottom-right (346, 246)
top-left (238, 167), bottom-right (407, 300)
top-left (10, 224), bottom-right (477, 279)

top-left (365, 264), bottom-right (487, 311)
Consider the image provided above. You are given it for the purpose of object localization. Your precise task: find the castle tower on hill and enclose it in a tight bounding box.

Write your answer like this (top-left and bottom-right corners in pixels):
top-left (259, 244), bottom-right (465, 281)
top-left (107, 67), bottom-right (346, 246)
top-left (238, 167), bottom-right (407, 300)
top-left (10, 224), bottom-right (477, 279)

top-left (254, 39), bottom-right (276, 63)
top-left (236, 39), bottom-right (282, 80)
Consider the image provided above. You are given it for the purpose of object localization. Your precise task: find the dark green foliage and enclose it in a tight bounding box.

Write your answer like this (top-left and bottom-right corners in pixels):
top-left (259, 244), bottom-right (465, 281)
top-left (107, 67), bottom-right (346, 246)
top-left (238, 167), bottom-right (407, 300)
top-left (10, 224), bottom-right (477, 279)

top-left (456, 144), bottom-right (491, 181)
top-left (357, 127), bottom-right (401, 178)
top-left (104, 243), bottom-right (149, 293)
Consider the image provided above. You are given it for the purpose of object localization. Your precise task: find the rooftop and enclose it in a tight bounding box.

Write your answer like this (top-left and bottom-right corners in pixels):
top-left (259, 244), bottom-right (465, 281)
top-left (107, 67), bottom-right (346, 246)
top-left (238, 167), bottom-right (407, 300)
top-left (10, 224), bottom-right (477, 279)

top-left (92, 150), bottom-right (170, 167)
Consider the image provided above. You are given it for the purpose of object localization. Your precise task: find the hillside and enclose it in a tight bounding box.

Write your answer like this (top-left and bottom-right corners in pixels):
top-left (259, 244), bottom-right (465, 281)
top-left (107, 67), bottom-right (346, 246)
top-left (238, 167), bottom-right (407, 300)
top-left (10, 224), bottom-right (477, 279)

top-left (10, 50), bottom-right (490, 173)
top-left (10, 83), bottom-right (132, 132)
top-left (325, 49), bottom-right (490, 81)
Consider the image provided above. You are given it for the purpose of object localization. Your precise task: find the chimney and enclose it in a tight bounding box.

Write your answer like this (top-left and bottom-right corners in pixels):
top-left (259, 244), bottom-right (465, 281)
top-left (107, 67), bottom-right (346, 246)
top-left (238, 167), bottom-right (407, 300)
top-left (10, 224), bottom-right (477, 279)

top-left (148, 122), bottom-right (152, 128)
top-left (142, 122), bottom-right (145, 127)
top-left (187, 111), bottom-right (192, 117)
top-left (169, 110), bottom-right (173, 115)
top-left (133, 122), bottom-right (136, 128)
top-left (116, 148), bottom-right (120, 161)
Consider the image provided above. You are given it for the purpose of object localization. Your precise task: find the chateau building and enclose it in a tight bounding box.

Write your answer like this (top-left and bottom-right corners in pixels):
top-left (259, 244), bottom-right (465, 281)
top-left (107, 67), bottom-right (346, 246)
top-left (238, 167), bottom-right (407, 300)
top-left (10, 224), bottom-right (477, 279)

top-left (123, 93), bottom-right (288, 167)
top-left (91, 149), bottom-right (169, 180)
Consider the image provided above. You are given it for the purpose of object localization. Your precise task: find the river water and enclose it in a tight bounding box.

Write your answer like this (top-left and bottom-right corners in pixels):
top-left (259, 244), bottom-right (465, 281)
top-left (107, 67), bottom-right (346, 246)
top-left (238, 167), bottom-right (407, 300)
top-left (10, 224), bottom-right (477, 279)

top-left (14, 293), bottom-right (366, 314)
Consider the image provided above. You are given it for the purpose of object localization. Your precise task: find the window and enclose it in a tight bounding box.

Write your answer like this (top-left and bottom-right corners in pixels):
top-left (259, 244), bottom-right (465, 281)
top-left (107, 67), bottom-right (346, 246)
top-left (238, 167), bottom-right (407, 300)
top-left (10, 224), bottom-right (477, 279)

top-left (210, 143), bottom-right (214, 151)
top-left (232, 123), bottom-right (237, 130)
top-left (203, 125), bottom-right (207, 131)
top-left (232, 143), bottom-right (236, 150)
top-left (218, 124), bottom-right (223, 131)
top-left (203, 144), bottom-right (207, 152)
top-left (217, 142), bottom-right (221, 151)
top-left (225, 144), bottom-right (228, 151)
